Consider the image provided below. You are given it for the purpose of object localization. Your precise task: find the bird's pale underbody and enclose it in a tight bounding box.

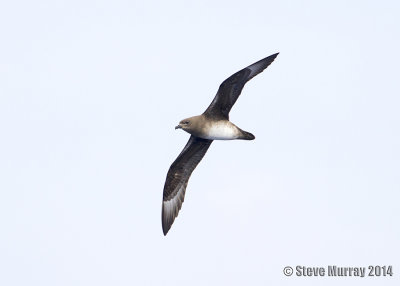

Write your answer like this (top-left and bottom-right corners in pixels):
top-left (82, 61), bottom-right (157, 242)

top-left (162, 53), bottom-right (279, 235)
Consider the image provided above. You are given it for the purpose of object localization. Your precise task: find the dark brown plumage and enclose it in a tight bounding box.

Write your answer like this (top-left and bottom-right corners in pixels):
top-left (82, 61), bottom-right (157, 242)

top-left (204, 53), bottom-right (279, 120)
top-left (162, 136), bottom-right (212, 235)
top-left (162, 53), bottom-right (279, 235)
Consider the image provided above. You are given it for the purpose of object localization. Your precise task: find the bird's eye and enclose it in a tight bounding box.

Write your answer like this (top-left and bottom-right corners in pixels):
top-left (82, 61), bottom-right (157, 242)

top-left (184, 121), bottom-right (189, 124)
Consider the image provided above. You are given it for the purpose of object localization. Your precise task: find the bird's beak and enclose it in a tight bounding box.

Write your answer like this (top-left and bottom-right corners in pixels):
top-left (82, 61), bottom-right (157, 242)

top-left (175, 124), bottom-right (182, 130)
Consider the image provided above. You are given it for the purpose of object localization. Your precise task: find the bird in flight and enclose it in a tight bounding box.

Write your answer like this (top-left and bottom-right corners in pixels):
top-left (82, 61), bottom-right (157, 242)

top-left (162, 53), bottom-right (279, 235)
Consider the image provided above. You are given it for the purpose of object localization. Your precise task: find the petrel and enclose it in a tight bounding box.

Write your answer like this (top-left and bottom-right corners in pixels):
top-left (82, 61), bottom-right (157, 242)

top-left (162, 53), bottom-right (279, 235)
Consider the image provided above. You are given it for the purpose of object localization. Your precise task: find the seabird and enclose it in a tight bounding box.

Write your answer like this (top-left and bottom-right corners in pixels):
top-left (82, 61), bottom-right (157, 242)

top-left (162, 53), bottom-right (279, 235)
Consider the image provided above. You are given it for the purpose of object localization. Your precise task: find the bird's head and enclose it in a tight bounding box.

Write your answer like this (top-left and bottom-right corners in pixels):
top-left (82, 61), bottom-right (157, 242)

top-left (175, 117), bottom-right (192, 131)
top-left (175, 116), bottom-right (200, 134)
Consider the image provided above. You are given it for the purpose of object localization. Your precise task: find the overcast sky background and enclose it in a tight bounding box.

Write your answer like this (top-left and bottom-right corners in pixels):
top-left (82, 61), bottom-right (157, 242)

top-left (0, 0), bottom-right (399, 285)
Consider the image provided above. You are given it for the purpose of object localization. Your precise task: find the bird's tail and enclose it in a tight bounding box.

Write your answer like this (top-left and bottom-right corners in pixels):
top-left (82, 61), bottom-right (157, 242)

top-left (238, 130), bottom-right (255, 140)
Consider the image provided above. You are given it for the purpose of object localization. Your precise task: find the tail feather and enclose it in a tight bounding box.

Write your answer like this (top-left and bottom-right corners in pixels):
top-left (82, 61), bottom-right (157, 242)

top-left (239, 130), bottom-right (255, 140)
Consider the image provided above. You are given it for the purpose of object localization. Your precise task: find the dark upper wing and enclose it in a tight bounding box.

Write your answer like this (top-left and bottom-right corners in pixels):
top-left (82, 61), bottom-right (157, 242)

top-left (203, 53), bottom-right (279, 120)
top-left (162, 135), bottom-right (213, 235)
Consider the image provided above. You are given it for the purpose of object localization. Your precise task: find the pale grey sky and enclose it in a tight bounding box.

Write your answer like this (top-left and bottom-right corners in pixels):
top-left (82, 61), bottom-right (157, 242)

top-left (0, 0), bottom-right (399, 285)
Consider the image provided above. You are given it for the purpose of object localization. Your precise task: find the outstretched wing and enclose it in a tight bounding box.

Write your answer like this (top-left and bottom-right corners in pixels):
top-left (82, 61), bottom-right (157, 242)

top-left (203, 53), bottom-right (279, 120)
top-left (162, 135), bottom-right (213, 235)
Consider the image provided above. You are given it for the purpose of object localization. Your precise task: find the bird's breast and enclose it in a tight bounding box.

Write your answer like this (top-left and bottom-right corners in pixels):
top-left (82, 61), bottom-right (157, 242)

top-left (201, 121), bottom-right (240, 140)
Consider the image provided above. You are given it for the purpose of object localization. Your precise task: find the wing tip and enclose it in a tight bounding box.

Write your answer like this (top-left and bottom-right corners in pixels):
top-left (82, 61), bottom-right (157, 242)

top-left (247, 52), bottom-right (279, 78)
top-left (270, 52), bottom-right (279, 61)
top-left (263, 52), bottom-right (279, 64)
top-left (161, 204), bottom-right (173, 236)
top-left (161, 193), bottom-right (185, 236)
top-left (162, 222), bottom-right (170, 236)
